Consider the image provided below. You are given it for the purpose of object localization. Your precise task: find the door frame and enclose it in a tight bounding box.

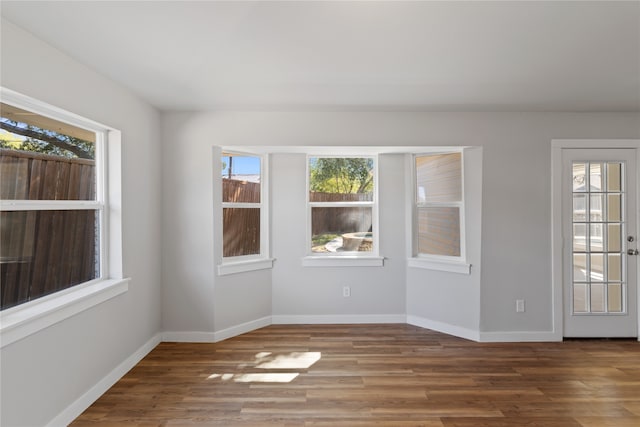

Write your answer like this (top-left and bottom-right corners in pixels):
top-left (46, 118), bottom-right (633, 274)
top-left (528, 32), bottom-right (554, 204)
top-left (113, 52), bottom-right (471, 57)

top-left (551, 139), bottom-right (640, 341)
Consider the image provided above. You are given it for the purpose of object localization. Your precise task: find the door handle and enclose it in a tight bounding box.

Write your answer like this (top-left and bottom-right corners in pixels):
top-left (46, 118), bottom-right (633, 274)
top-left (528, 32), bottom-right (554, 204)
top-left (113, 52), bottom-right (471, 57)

top-left (628, 248), bottom-right (640, 256)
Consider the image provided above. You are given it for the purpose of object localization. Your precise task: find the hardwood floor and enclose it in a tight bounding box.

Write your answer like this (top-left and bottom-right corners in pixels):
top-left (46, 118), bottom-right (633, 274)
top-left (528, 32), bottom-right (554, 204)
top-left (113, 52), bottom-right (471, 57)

top-left (72, 324), bottom-right (640, 426)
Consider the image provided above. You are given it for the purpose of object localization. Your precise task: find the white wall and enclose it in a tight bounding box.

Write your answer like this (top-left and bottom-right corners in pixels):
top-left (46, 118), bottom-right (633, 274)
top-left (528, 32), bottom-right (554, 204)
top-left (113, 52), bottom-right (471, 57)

top-left (1, 20), bottom-right (162, 426)
top-left (161, 110), bottom-right (640, 341)
top-left (271, 153), bottom-right (406, 321)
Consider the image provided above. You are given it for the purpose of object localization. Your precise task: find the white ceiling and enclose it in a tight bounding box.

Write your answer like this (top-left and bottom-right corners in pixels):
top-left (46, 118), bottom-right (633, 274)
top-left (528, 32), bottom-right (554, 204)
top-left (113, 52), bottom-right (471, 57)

top-left (2, 1), bottom-right (639, 112)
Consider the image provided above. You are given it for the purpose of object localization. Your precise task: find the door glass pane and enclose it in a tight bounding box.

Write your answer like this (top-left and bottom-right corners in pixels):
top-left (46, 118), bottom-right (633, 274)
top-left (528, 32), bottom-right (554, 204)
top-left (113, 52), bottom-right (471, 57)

top-left (590, 194), bottom-right (604, 221)
top-left (607, 284), bottom-right (622, 313)
top-left (573, 194), bottom-right (587, 221)
top-left (607, 194), bottom-right (621, 222)
top-left (573, 223), bottom-right (586, 252)
top-left (589, 224), bottom-right (603, 252)
top-left (607, 224), bottom-right (621, 252)
top-left (590, 254), bottom-right (604, 281)
top-left (590, 283), bottom-right (605, 312)
top-left (608, 254), bottom-right (621, 282)
top-left (573, 253), bottom-right (587, 281)
top-left (606, 163), bottom-right (621, 192)
top-left (590, 163), bottom-right (603, 191)
top-left (573, 163), bottom-right (587, 192)
top-left (573, 283), bottom-right (588, 313)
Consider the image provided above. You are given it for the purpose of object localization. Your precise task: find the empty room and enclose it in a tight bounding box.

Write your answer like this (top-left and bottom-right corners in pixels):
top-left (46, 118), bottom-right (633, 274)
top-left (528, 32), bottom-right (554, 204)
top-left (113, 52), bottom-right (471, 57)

top-left (1, 1), bottom-right (639, 426)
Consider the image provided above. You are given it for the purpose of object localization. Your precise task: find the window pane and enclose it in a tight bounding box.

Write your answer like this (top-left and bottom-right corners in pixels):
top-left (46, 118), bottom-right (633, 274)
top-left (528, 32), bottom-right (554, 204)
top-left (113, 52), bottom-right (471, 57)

top-left (311, 207), bottom-right (372, 253)
top-left (417, 207), bottom-right (460, 257)
top-left (308, 157), bottom-right (373, 202)
top-left (416, 153), bottom-right (461, 203)
top-left (1, 210), bottom-right (99, 310)
top-left (1, 103), bottom-right (96, 200)
top-left (573, 253), bottom-right (587, 281)
top-left (590, 254), bottom-right (604, 282)
top-left (573, 283), bottom-right (587, 313)
top-left (606, 163), bottom-right (621, 192)
top-left (608, 254), bottom-right (622, 282)
top-left (591, 283), bottom-right (605, 312)
top-left (589, 194), bottom-right (603, 222)
top-left (572, 194), bottom-right (586, 221)
top-left (589, 224), bottom-right (603, 252)
top-left (608, 283), bottom-right (622, 313)
top-left (590, 163), bottom-right (602, 191)
top-left (222, 155), bottom-right (260, 203)
top-left (607, 224), bottom-right (621, 252)
top-left (573, 163), bottom-right (587, 192)
top-left (607, 194), bottom-right (621, 222)
top-left (573, 223), bottom-right (586, 252)
top-left (223, 208), bottom-right (260, 257)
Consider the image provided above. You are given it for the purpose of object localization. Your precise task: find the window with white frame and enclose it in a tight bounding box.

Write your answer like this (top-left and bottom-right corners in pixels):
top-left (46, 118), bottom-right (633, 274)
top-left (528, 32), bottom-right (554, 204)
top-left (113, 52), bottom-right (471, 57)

top-left (413, 152), bottom-right (465, 261)
top-left (307, 156), bottom-right (377, 256)
top-left (221, 152), bottom-right (265, 259)
top-left (0, 100), bottom-right (107, 310)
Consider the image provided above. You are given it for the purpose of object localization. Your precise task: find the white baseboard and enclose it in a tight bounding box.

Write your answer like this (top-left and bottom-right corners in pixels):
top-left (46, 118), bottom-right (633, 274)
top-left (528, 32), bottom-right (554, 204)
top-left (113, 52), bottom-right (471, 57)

top-left (479, 330), bottom-right (562, 342)
top-left (272, 314), bottom-right (406, 324)
top-left (46, 333), bottom-right (161, 427)
top-left (161, 331), bottom-right (217, 342)
top-left (162, 316), bottom-right (272, 343)
top-left (213, 316), bottom-right (272, 342)
top-left (406, 315), bottom-right (480, 342)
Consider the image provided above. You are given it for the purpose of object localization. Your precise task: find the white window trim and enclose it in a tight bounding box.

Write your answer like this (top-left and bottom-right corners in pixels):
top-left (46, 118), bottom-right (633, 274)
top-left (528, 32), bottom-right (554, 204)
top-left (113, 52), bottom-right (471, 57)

top-left (0, 87), bottom-right (126, 348)
top-left (304, 154), bottom-right (381, 266)
top-left (302, 256), bottom-right (384, 267)
top-left (218, 258), bottom-right (275, 275)
top-left (217, 149), bottom-right (274, 275)
top-left (408, 150), bottom-right (471, 274)
top-left (407, 256), bottom-right (471, 274)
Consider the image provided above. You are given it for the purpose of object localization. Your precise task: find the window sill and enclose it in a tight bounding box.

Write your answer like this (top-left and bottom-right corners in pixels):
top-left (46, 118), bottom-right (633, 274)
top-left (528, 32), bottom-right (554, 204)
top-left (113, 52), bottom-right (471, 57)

top-left (0, 278), bottom-right (129, 349)
top-left (408, 257), bottom-right (471, 274)
top-left (218, 258), bottom-right (275, 276)
top-left (302, 256), bottom-right (385, 267)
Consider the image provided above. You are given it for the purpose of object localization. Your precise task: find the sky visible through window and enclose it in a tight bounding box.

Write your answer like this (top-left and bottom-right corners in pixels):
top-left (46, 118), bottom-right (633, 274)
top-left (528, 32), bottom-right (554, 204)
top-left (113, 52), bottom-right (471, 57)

top-left (222, 155), bottom-right (260, 176)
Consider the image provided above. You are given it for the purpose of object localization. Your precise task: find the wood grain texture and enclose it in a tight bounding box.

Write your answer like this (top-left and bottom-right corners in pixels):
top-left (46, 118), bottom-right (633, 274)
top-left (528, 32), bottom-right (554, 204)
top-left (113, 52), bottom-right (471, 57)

top-left (71, 324), bottom-right (640, 427)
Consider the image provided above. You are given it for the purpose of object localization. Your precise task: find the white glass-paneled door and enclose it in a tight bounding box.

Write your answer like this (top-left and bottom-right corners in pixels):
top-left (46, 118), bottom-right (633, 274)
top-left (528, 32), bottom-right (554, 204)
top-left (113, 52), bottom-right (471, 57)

top-left (562, 149), bottom-right (638, 337)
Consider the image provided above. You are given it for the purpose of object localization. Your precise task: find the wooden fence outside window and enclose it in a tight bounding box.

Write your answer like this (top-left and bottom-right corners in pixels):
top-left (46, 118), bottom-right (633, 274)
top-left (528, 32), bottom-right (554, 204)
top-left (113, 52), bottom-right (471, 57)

top-left (0, 149), bottom-right (97, 309)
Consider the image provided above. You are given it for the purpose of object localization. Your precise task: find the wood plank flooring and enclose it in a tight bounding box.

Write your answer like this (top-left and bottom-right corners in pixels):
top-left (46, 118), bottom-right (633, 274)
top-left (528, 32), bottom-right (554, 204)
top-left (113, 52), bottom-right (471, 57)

top-left (72, 324), bottom-right (640, 426)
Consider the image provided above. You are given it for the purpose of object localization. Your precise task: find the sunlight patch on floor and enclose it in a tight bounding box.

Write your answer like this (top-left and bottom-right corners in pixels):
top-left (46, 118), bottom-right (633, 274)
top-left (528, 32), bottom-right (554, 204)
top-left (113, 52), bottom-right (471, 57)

top-left (206, 351), bottom-right (321, 383)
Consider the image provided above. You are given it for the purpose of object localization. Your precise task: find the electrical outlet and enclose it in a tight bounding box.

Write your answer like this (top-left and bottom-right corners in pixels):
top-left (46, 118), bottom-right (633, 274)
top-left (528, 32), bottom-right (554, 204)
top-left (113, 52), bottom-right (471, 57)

top-left (516, 299), bottom-right (525, 313)
top-left (343, 286), bottom-right (351, 297)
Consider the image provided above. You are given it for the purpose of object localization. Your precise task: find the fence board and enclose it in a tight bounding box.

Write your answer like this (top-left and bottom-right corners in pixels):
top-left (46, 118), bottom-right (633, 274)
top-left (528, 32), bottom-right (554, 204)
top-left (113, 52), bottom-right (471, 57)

top-left (222, 178), bottom-right (260, 203)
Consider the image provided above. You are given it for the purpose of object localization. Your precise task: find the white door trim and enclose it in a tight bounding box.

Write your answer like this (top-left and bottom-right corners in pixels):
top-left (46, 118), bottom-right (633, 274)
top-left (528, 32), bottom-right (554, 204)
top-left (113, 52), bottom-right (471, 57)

top-left (551, 139), bottom-right (640, 341)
